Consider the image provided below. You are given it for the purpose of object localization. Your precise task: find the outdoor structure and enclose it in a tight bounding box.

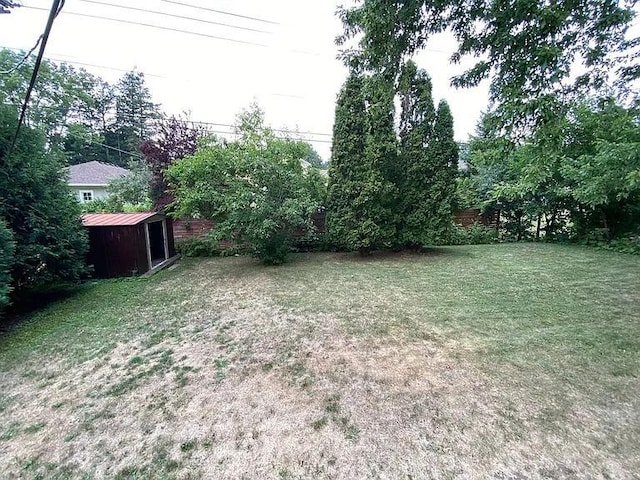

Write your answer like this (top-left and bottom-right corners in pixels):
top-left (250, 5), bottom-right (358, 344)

top-left (454, 208), bottom-right (500, 229)
top-left (68, 161), bottom-right (130, 203)
top-left (82, 212), bottom-right (176, 278)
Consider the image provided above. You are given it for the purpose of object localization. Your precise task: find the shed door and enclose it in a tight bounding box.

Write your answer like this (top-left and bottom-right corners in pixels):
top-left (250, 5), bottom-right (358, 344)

top-left (147, 220), bottom-right (167, 267)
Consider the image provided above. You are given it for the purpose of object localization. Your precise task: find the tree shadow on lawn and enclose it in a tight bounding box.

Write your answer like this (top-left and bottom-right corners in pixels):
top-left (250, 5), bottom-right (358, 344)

top-left (313, 246), bottom-right (474, 263)
top-left (0, 283), bottom-right (88, 334)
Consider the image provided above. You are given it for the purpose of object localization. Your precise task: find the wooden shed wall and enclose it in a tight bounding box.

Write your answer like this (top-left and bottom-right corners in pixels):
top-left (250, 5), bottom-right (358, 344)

top-left (87, 225), bottom-right (149, 278)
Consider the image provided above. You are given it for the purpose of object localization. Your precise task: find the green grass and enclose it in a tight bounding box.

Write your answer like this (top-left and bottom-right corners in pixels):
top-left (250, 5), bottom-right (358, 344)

top-left (267, 244), bottom-right (640, 384)
top-left (0, 267), bottom-right (192, 369)
top-left (0, 243), bottom-right (638, 478)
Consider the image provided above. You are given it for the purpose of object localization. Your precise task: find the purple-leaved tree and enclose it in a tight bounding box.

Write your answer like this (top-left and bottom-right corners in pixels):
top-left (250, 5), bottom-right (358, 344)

top-left (140, 116), bottom-right (205, 211)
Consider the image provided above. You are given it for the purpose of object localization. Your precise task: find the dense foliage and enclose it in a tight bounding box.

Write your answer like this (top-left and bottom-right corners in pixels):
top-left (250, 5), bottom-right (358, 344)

top-left (327, 72), bottom-right (395, 253)
top-left (463, 99), bottom-right (640, 242)
top-left (0, 106), bottom-right (88, 303)
top-left (0, 220), bottom-right (14, 311)
top-left (140, 116), bottom-right (203, 210)
top-left (336, 2), bottom-right (639, 248)
top-left (396, 62), bottom-right (458, 247)
top-left (328, 65), bottom-right (459, 253)
top-left (337, 0), bottom-right (638, 128)
top-left (167, 106), bottom-right (325, 264)
top-left (0, 49), bottom-right (161, 167)
top-left (82, 160), bottom-right (152, 213)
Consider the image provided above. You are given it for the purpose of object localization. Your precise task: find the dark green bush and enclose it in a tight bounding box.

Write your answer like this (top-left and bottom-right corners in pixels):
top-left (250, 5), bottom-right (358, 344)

top-left (443, 222), bottom-right (499, 245)
top-left (1, 105), bottom-right (88, 295)
top-left (175, 237), bottom-right (221, 257)
top-left (0, 220), bottom-right (15, 311)
top-left (579, 233), bottom-right (640, 255)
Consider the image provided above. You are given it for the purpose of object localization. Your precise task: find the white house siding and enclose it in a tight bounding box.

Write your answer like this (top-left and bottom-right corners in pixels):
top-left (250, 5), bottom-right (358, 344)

top-left (72, 186), bottom-right (109, 203)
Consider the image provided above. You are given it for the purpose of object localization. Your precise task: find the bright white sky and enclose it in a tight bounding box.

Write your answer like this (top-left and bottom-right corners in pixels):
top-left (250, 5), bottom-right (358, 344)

top-left (0, 0), bottom-right (490, 160)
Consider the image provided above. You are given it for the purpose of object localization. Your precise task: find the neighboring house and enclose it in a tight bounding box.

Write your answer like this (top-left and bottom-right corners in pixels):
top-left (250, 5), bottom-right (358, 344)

top-left (68, 161), bottom-right (130, 203)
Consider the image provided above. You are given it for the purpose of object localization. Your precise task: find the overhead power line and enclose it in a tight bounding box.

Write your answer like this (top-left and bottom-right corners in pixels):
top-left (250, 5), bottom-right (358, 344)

top-left (22, 5), bottom-right (270, 48)
top-left (189, 120), bottom-right (332, 137)
top-left (76, 0), bottom-right (272, 35)
top-left (89, 139), bottom-right (144, 158)
top-left (8, 0), bottom-right (65, 156)
top-left (1, 45), bottom-right (165, 77)
top-left (0, 35), bottom-right (43, 74)
top-left (160, 0), bottom-right (279, 26)
top-left (204, 128), bottom-right (333, 144)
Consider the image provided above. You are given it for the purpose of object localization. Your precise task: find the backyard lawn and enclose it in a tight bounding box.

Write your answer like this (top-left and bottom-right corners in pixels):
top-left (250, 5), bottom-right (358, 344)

top-left (0, 243), bottom-right (639, 479)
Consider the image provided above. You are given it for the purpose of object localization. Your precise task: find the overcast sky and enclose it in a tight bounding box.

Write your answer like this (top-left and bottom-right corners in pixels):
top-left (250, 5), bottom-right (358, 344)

top-left (1, 0), bottom-right (491, 160)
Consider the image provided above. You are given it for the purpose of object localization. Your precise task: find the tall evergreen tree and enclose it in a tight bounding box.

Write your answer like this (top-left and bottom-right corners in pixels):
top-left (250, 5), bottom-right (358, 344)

top-left (328, 71), bottom-right (394, 253)
top-left (427, 100), bottom-right (459, 241)
top-left (112, 71), bottom-right (160, 164)
top-left (396, 61), bottom-right (441, 247)
top-left (363, 73), bottom-right (397, 246)
top-left (327, 71), bottom-right (367, 250)
top-left (0, 105), bottom-right (88, 300)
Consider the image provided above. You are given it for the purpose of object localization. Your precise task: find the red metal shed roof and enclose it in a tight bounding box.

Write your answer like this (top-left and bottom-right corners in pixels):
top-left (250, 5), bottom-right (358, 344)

top-left (82, 212), bottom-right (161, 227)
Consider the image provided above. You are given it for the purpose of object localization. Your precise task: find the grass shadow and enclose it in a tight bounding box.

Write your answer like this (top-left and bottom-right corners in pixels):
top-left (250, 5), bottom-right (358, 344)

top-left (0, 282), bottom-right (89, 334)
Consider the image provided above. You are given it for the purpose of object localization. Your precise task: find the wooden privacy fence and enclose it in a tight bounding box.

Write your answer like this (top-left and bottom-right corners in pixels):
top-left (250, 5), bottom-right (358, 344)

top-left (173, 218), bottom-right (216, 241)
top-left (453, 208), bottom-right (500, 229)
top-left (174, 209), bottom-right (498, 243)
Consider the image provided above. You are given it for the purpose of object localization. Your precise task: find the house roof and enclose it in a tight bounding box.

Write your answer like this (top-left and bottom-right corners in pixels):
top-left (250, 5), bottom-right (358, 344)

top-left (68, 161), bottom-right (130, 186)
top-left (82, 212), bottom-right (161, 227)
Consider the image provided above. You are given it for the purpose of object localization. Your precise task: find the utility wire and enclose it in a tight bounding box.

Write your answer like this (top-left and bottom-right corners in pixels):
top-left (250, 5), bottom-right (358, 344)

top-left (88, 139), bottom-right (144, 158)
top-left (1, 45), bottom-right (165, 77)
top-left (189, 120), bottom-right (332, 137)
top-left (0, 35), bottom-right (43, 74)
top-left (22, 5), bottom-right (271, 48)
top-left (203, 128), bottom-right (333, 144)
top-left (7, 0), bottom-right (64, 157)
top-left (46, 56), bottom-right (165, 77)
top-left (160, 0), bottom-right (279, 26)
top-left (77, 0), bottom-right (272, 35)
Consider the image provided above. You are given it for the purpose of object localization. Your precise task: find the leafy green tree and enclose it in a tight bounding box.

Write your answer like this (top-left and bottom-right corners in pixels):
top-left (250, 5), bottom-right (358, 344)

top-left (0, 220), bottom-right (14, 311)
top-left (561, 99), bottom-right (640, 238)
top-left (0, 105), bottom-right (88, 296)
top-left (0, 50), bottom-right (101, 134)
top-left (338, 0), bottom-right (638, 129)
top-left (466, 113), bottom-right (567, 241)
top-left (0, 49), bottom-right (121, 164)
top-left (303, 166), bottom-right (328, 208)
top-left (106, 160), bottom-right (152, 211)
top-left (301, 143), bottom-right (326, 168)
top-left (166, 107), bottom-right (322, 265)
top-left (465, 99), bottom-right (640, 241)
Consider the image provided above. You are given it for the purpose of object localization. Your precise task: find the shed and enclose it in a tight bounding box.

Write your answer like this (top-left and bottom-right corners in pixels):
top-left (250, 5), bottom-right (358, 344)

top-left (82, 212), bottom-right (177, 278)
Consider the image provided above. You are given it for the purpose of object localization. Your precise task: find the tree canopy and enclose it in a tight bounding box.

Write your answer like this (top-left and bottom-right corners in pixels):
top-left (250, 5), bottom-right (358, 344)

top-left (338, 0), bottom-right (639, 128)
top-left (0, 105), bottom-right (88, 304)
top-left (166, 105), bottom-right (325, 264)
top-left (0, 49), bottom-right (161, 167)
top-left (328, 65), bottom-right (459, 252)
